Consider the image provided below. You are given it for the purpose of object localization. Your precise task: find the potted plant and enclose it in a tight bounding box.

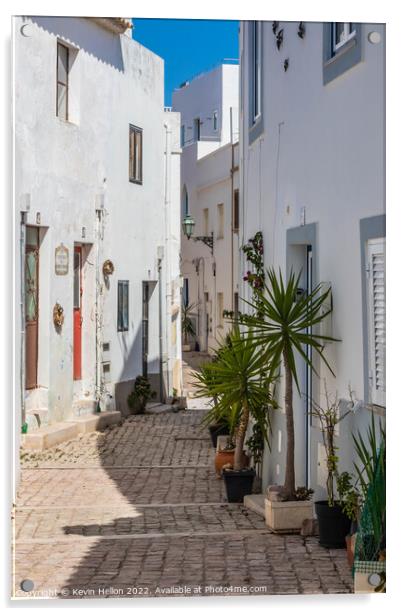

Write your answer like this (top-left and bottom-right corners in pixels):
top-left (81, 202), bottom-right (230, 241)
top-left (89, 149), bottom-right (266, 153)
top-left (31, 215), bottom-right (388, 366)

top-left (353, 419), bottom-right (385, 593)
top-left (243, 268), bottom-right (338, 530)
top-left (310, 386), bottom-right (354, 548)
top-left (181, 301), bottom-right (197, 351)
top-left (193, 326), bottom-right (275, 502)
top-left (127, 375), bottom-right (156, 414)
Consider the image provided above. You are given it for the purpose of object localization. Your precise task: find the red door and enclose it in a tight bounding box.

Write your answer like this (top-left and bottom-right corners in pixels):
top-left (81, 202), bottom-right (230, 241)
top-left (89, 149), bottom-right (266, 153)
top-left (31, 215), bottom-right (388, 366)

top-left (73, 246), bottom-right (82, 380)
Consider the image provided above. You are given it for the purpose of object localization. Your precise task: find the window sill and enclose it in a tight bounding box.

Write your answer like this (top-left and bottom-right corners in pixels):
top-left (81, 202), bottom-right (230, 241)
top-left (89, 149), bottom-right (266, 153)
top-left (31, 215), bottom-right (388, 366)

top-left (324, 37), bottom-right (357, 68)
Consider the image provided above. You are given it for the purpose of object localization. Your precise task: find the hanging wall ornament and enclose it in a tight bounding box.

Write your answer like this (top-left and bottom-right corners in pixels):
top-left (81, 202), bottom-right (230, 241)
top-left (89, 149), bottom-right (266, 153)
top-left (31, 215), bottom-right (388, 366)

top-left (284, 58), bottom-right (289, 72)
top-left (102, 259), bottom-right (115, 276)
top-left (298, 22), bottom-right (306, 39)
top-left (272, 21), bottom-right (279, 35)
top-left (276, 29), bottom-right (284, 50)
top-left (53, 303), bottom-right (64, 329)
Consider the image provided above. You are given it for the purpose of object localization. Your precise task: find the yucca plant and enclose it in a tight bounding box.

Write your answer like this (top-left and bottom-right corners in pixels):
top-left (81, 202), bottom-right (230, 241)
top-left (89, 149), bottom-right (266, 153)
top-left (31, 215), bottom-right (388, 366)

top-left (242, 268), bottom-right (339, 498)
top-left (181, 301), bottom-right (197, 346)
top-left (192, 326), bottom-right (276, 470)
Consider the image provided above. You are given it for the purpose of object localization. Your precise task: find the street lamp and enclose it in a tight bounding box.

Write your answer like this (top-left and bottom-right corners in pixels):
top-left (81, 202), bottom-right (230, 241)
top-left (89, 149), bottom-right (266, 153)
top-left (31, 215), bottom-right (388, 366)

top-left (182, 214), bottom-right (214, 255)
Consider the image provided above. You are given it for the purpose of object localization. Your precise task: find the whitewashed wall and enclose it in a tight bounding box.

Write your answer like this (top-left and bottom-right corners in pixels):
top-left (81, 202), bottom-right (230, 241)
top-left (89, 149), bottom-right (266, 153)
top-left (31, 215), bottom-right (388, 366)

top-left (14, 16), bottom-right (181, 444)
top-left (239, 21), bottom-right (385, 496)
top-left (173, 65), bottom-right (240, 353)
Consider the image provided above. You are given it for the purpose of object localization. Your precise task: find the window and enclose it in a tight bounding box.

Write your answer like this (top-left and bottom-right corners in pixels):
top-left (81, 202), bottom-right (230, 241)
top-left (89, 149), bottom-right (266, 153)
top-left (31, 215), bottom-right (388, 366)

top-left (183, 278), bottom-right (189, 307)
top-left (233, 189), bottom-right (239, 232)
top-left (332, 23), bottom-right (356, 53)
top-left (213, 110), bottom-right (218, 131)
top-left (203, 208), bottom-right (209, 235)
top-left (217, 293), bottom-right (224, 328)
top-left (366, 238), bottom-right (385, 407)
top-left (56, 42), bottom-right (69, 120)
top-left (323, 22), bottom-right (362, 85)
top-left (129, 125), bottom-right (143, 184)
top-left (193, 118), bottom-right (201, 141)
top-left (217, 203), bottom-right (224, 239)
top-left (252, 21), bottom-right (262, 122)
top-left (117, 281), bottom-right (129, 332)
top-left (180, 124), bottom-right (185, 147)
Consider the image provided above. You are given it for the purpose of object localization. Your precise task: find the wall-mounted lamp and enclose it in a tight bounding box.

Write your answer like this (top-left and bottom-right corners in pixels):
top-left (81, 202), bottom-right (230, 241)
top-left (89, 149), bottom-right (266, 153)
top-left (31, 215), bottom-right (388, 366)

top-left (81, 226), bottom-right (86, 239)
top-left (182, 214), bottom-right (214, 255)
top-left (36, 212), bottom-right (41, 225)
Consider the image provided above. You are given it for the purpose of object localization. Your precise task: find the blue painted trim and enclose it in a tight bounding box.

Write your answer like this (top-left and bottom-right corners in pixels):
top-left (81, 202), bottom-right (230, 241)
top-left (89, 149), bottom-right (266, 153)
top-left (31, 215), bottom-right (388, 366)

top-left (323, 23), bottom-right (362, 85)
top-left (248, 21), bottom-right (264, 144)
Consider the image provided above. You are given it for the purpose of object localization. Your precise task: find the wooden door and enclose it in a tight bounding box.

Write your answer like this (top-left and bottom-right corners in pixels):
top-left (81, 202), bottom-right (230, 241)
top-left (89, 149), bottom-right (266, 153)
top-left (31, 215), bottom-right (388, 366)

top-left (73, 246), bottom-right (82, 380)
top-left (25, 227), bottom-right (39, 389)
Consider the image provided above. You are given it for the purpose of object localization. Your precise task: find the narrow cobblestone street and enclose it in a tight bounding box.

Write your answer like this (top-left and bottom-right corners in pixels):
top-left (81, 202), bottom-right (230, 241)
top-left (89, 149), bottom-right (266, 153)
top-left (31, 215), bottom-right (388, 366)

top-left (13, 357), bottom-right (353, 599)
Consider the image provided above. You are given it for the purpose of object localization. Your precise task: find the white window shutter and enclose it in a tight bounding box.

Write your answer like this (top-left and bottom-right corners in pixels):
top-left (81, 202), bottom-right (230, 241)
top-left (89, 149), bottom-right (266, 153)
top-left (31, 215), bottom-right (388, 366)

top-left (367, 238), bottom-right (386, 407)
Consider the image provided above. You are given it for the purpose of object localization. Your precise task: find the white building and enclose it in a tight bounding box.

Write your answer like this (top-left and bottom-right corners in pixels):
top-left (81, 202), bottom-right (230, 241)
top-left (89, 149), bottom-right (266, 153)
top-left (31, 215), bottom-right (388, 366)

top-left (239, 21), bottom-right (385, 496)
top-left (13, 16), bottom-right (182, 469)
top-left (173, 64), bottom-right (240, 352)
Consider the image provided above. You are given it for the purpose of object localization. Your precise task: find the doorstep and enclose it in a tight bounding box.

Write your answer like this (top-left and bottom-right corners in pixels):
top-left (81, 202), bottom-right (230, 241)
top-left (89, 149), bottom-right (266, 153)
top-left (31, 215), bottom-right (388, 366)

top-left (243, 494), bottom-right (265, 519)
top-left (66, 410), bottom-right (121, 434)
top-left (21, 411), bottom-right (121, 451)
top-left (145, 402), bottom-right (175, 414)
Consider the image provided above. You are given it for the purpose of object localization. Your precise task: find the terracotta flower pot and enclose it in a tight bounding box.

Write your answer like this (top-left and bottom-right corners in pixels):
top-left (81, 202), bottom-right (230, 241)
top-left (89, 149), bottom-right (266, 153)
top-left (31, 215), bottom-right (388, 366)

top-left (214, 449), bottom-right (249, 477)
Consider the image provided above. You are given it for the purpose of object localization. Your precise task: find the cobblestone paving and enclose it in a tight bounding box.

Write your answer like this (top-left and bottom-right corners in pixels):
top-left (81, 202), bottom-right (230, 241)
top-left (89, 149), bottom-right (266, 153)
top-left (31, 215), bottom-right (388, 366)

top-left (13, 399), bottom-right (353, 599)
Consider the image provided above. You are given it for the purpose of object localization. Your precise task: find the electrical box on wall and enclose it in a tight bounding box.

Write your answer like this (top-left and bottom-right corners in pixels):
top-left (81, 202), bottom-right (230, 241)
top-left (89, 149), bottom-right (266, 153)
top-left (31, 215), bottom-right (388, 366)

top-left (319, 282), bottom-right (333, 344)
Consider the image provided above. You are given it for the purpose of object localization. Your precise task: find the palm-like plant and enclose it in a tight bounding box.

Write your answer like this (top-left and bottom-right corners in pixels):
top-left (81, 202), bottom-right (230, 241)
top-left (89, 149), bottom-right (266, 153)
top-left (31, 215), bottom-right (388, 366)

top-left (193, 326), bottom-right (275, 470)
top-left (181, 301), bottom-right (197, 346)
top-left (242, 268), bottom-right (338, 498)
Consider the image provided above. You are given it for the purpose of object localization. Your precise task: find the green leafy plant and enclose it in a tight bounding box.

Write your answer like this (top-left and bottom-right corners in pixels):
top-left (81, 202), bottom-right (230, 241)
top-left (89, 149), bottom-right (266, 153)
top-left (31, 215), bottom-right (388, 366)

top-left (241, 231), bottom-right (265, 317)
top-left (310, 384), bottom-right (354, 506)
top-left (127, 375), bottom-right (156, 414)
top-left (294, 486), bottom-right (314, 501)
top-left (242, 268), bottom-right (338, 499)
top-left (192, 326), bottom-right (276, 470)
top-left (245, 422), bottom-right (265, 465)
top-left (181, 301), bottom-right (197, 346)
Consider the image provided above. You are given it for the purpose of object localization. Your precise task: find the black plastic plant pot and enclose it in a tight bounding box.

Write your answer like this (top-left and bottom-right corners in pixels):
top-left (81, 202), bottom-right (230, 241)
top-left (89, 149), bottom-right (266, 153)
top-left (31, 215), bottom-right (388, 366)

top-left (223, 469), bottom-right (256, 503)
top-left (315, 500), bottom-right (352, 549)
top-left (208, 423), bottom-right (229, 448)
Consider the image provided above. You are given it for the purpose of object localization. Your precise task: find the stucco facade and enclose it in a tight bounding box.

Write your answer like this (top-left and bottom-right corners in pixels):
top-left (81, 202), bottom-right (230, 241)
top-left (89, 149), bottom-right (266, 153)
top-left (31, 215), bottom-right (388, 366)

top-left (239, 21), bottom-right (385, 497)
top-left (14, 16), bottom-right (182, 453)
top-left (173, 65), bottom-right (240, 353)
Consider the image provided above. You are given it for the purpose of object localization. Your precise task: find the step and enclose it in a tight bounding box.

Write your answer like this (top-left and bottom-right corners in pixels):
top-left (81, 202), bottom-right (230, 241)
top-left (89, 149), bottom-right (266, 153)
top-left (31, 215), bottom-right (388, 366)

top-left (243, 493), bottom-right (265, 519)
top-left (145, 403), bottom-right (174, 414)
top-left (21, 411), bottom-right (122, 451)
top-left (22, 423), bottom-right (79, 451)
top-left (66, 411), bottom-right (121, 434)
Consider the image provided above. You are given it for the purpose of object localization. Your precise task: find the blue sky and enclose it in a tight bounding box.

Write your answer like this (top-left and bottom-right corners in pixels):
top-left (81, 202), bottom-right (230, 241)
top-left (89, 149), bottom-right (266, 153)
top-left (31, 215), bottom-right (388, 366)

top-left (131, 19), bottom-right (239, 106)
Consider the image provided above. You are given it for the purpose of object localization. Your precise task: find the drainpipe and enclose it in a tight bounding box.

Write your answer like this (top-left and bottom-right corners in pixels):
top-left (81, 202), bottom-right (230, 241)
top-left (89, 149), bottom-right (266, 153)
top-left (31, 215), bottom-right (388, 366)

top-left (94, 204), bottom-right (102, 411)
top-left (20, 211), bottom-right (27, 426)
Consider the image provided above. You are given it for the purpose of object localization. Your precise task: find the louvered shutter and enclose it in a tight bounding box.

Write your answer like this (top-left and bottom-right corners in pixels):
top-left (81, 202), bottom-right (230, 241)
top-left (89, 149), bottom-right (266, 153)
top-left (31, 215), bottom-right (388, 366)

top-left (366, 238), bottom-right (386, 406)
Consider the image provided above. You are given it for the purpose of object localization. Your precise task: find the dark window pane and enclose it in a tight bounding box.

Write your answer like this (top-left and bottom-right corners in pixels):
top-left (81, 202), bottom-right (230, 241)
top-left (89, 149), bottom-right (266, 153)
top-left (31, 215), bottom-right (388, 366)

top-left (118, 281), bottom-right (129, 331)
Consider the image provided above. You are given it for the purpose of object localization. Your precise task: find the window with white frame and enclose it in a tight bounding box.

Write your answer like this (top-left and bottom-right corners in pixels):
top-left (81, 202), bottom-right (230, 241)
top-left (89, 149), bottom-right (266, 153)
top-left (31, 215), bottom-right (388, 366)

top-left (332, 22), bottom-right (356, 54)
top-left (366, 238), bottom-right (385, 407)
top-left (252, 20), bottom-right (262, 122)
top-left (129, 125), bottom-right (143, 184)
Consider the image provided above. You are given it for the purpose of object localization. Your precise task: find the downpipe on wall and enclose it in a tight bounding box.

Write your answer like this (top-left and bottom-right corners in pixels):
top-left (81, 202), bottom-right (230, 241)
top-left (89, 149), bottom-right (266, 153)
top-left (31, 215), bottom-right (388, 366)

top-left (163, 121), bottom-right (172, 400)
top-left (20, 211), bottom-right (27, 426)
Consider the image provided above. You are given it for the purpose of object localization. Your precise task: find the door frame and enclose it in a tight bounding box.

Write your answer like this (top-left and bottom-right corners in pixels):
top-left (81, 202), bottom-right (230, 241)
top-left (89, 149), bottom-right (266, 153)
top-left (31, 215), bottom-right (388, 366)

top-left (25, 226), bottom-right (40, 390)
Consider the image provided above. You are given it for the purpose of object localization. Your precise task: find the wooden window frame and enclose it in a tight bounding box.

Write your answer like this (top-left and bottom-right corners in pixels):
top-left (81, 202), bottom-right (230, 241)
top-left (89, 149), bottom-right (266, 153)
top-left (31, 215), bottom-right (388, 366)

top-left (56, 42), bottom-right (69, 121)
top-left (129, 124), bottom-right (143, 185)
